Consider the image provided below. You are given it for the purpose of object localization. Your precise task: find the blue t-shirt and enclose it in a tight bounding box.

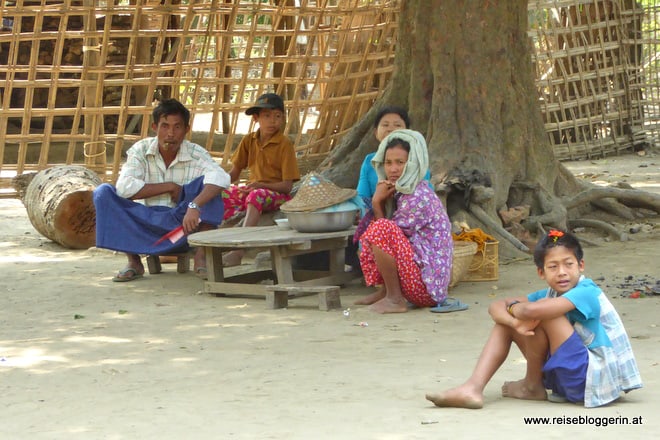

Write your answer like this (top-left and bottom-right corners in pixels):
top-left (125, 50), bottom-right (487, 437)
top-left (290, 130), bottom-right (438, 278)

top-left (356, 152), bottom-right (432, 207)
top-left (527, 277), bottom-right (611, 349)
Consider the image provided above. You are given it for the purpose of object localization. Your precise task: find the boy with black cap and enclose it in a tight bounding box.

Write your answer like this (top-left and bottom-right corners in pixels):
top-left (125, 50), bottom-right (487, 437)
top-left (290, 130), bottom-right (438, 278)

top-left (221, 92), bottom-right (300, 267)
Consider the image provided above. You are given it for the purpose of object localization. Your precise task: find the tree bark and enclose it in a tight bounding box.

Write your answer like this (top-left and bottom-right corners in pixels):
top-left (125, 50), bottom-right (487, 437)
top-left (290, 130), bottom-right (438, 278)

top-left (323, 1), bottom-right (563, 255)
top-left (24, 165), bottom-right (102, 249)
top-left (320, 0), bottom-right (654, 257)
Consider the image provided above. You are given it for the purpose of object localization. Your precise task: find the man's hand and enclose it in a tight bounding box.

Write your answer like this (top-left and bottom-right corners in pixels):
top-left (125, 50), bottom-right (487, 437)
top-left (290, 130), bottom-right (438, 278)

top-left (182, 208), bottom-right (201, 234)
top-left (168, 182), bottom-right (182, 203)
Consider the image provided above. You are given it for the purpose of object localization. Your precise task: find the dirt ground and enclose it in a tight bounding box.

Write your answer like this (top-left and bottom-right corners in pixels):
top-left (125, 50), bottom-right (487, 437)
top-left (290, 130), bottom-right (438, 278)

top-left (1, 152), bottom-right (659, 439)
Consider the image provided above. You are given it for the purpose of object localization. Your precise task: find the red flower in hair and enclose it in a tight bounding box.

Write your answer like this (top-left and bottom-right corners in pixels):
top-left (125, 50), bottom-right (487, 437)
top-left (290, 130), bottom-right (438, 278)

top-left (548, 229), bottom-right (564, 242)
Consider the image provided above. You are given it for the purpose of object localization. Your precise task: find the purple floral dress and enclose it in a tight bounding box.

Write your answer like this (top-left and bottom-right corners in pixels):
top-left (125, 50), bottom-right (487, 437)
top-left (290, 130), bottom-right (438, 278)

top-left (355, 182), bottom-right (453, 305)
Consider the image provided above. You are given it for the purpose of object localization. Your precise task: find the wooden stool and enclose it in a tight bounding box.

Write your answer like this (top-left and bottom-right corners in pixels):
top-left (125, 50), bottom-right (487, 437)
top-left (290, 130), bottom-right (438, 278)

top-left (264, 284), bottom-right (341, 311)
top-left (145, 252), bottom-right (193, 275)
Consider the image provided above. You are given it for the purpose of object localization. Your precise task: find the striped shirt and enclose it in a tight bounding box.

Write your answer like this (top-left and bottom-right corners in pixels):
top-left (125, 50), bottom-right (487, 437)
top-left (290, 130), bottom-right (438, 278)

top-left (116, 137), bottom-right (230, 207)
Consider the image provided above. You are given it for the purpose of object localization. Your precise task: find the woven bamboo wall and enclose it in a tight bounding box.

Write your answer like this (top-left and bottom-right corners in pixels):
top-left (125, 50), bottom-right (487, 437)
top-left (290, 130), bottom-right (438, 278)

top-left (1, 0), bottom-right (659, 196)
top-left (528, 0), bottom-right (647, 160)
top-left (630, 0), bottom-right (660, 147)
top-left (0, 0), bottom-right (399, 192)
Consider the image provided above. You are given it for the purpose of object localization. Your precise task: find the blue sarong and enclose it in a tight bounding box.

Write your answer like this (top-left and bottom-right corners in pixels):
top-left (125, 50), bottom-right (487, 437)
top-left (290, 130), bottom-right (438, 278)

top-left (93, 176), bottom-right (223, 255)
top-left (542, 331), bottom-right (589, 403)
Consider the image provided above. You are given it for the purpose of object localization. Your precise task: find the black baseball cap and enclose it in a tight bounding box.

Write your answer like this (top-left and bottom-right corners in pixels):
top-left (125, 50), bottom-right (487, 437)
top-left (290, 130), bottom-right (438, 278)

top-left (246, 93), bottom-right (285, 115)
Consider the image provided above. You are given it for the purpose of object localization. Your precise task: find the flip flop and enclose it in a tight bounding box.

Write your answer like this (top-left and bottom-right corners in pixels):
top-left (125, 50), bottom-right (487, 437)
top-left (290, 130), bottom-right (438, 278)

top-left (195, 267), bottom-right (208, 280)
top-left (429, 297), bottom-right (469, 313)
top-left (112, 267), bottom-right (144, 283)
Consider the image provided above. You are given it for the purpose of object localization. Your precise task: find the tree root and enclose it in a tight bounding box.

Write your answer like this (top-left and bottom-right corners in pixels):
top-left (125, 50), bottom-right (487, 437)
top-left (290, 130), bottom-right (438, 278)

top-left (590, 198), bottom-right (636, 220)
top-left (446, 171), bottom-right (655, 257)
top-left (568, 218), bottom-right (629, 241)
top-left (521, 181), bottom-right (657, 240)
top-left (469, 204), bottom-right (530, 252)
top-left (564, 186), bottom-right (660, 214)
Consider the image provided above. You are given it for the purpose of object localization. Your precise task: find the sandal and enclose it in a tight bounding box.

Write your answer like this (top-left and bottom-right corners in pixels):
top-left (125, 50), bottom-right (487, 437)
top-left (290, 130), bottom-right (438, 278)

top-left (195, 267), bottom-right (208, 280)
top-left (429, 297), bottom-right (469, 313)
top-left (112, 267), bottom-right (144, 282)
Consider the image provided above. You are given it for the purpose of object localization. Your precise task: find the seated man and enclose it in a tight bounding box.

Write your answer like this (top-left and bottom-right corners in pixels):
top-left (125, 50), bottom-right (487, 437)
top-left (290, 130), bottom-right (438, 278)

top-left (93, 98), bottom-right (230, 281)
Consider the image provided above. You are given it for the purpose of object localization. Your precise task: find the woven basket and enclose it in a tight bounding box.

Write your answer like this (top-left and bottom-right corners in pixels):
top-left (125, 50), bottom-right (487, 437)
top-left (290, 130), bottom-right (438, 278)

top-left (449, 240), bottom-right (478, 288)
top-left (463, 240), bottom-right (499, 281)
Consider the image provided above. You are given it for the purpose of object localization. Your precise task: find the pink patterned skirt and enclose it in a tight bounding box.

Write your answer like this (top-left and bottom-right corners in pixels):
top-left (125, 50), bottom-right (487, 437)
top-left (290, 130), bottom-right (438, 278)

top-left (222, 185), bottom-right (291, 221)
top-left (359, 218), bottom-right (436, 307)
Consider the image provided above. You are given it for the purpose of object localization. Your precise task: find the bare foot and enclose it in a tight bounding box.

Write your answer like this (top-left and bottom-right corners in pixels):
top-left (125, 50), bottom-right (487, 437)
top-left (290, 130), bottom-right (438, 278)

top-left (222, 250), bottom-right (244, 267)
top-left (354, 287), bottom-right (386, 305)
top-left (425, 384), bottom-right (484, 409)
top-left (501, 379), bottom-right (547, 401)
top-left (368, 297), bottom-right (408, 313)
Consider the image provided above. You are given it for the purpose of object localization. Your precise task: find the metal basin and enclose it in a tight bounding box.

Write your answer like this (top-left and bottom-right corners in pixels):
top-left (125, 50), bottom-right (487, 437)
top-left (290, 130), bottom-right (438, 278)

top-left (284, 210), bottom-right (357, 233)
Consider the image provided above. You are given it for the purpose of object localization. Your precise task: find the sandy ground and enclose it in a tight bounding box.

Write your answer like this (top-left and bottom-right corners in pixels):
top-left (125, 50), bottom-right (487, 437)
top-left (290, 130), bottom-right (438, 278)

top-left (1, 152), bottom-right (659, 439)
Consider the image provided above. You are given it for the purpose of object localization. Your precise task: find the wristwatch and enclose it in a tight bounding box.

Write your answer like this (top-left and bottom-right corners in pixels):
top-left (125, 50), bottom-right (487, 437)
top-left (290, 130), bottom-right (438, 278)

top-left (187, 201), bottom-right (200, 210)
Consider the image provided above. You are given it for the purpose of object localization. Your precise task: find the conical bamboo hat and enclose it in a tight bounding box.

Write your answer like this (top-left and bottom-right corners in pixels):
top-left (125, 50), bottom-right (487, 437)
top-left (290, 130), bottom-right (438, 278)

top-left (280, 172), bottom-right (356, 212)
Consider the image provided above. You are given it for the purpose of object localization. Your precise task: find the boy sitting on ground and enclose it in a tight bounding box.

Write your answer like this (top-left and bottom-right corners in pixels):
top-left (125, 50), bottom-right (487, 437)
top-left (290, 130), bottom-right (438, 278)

top-left (426, 229), bottom-right (642, 408)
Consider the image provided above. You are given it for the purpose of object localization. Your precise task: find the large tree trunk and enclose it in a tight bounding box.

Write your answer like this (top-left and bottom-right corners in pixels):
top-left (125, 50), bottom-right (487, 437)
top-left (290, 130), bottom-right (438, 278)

top-left (323, 0), bottom-right (559, 257)
top-left (322, 0), bottom-right (658, 258)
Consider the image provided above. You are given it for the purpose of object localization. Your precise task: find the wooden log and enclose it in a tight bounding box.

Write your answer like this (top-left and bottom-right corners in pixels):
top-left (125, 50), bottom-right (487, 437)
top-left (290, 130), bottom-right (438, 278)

top-left (24, 165), bottom-right (102, 249)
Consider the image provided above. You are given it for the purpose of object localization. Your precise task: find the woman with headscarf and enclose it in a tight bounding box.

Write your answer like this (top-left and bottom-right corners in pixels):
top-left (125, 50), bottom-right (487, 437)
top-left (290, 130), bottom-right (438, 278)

top-left (353, 129), bottom-right (453, 313)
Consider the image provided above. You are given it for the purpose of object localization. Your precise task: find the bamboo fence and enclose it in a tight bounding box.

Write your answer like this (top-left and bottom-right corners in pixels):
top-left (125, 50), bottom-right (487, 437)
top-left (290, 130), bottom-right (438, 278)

top-left (1, 0), bottom-right (660, 196)
top-left (528, 0), bottom-right (649, 160)
top-left (0, 0), bottom-right (399, 193)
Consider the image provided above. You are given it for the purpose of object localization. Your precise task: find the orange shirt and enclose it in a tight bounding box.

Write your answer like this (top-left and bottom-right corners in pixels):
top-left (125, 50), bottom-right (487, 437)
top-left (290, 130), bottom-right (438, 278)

top-left (231, 130), bottom-right (300, 183)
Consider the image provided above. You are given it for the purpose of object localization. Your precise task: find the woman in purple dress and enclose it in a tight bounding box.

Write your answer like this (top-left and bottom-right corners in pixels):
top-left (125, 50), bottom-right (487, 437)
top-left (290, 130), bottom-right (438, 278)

top-left (354, 129), bottom-right (453, 313)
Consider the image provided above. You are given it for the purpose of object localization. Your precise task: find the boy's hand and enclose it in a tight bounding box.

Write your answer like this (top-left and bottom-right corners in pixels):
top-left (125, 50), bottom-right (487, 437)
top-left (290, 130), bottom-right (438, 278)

top-left (512, 318), bottom-right (540, 336)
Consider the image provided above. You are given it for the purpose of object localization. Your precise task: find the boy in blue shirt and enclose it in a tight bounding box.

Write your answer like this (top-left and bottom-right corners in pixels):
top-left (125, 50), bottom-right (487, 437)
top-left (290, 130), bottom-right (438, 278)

top-left (426, 230), bottom-right (642, 408)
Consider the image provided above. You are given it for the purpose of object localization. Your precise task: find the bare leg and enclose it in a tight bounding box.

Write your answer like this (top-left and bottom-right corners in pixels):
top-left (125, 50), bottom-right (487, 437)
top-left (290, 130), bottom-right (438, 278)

top-left (426, 323), bottom-right (516, 409)
top-left (193, 223), bottom-right (215, 272)
top-left (501, 324), bottom-right (549, 401)
top-left (503, 315), bottom-right (575, 399)
top-left (223, 205), bottom-right (261, 266)
top-left (368, 245), bottom-right (407, 313)
top-left (242, 204), bottom-right (261, 227)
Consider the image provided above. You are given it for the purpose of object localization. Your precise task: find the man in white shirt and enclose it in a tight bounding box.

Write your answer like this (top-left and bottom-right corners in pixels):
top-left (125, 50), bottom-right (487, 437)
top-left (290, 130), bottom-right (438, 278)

top-left (93, 98), bottom-right (230, 281)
